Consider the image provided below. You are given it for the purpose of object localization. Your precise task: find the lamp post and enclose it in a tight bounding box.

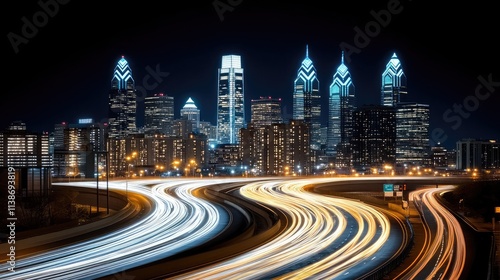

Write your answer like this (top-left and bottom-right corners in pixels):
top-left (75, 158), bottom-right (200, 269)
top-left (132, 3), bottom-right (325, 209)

top-left (125, 151), bottom-right (137, 200)
top-left (126, 157), bottom-right (130, 199)
top-left (190, 159), bottom-right (196, 177)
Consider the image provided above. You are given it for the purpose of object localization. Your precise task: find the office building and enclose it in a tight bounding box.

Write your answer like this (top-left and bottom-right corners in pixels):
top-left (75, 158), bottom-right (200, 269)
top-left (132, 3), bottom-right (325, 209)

top-left (250, 96), bottom-right (283, 127)
top-left (52, 119), bottom-right (107, 178)
top-left (351, 105), bottom-right (396, 170)
top-left (180, 97), bottom-right (200, 132)
top-left (381, 53), bottom-right (407, 107)
top-left (456, 139), bottom-right (499, 170)
top-left (0, 121), bottom-right (52, 197)
top-left (327, 51), bottom-right (356, 165)
top-left (144, 93), bottom-right (174, 135)
top-left (395, 102), bottom-right (431, 166)
top-left (216, 55), bottom-right (245, 144)
top-left (108, 56), bottom-right (137, 138)
top-left (293, 45), bottom-right (321, 150)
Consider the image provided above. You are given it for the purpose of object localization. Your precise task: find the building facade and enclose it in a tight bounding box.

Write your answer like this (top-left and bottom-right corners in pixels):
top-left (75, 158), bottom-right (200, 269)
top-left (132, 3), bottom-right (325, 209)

top-left (52, 119), bottom-right (107, 178)
top-left (180, 97), bottom-right (200, 132)
top-left (216, 55), bottom-right (245, 144)
top-left (327, 51), bottom-right (356, 167)
top-left (108, 56), bottom-right (137, 138)
top-left (351, 105), bottom-right (396, 171)
top-left (395, 102), bottom-right (431, 167)
top-left (293, 45), bottom-right (321, 150)
top-left (456, 139), bottom-right (499, 170)
top-left (144, 93), bottom-right (174, 135)
top-left (250, 96), bottom-right (283, 127)
top-left (240, 119), bottom-right (311, 176)
top-left (381, 53), bottom-right (407, 107)
top-left (0, 121), bottom-right (52, 197)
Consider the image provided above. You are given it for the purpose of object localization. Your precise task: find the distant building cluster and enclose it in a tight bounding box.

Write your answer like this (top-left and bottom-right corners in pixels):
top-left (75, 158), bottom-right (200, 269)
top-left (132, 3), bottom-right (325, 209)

top-left (2, 49), bottom-right (499, 191)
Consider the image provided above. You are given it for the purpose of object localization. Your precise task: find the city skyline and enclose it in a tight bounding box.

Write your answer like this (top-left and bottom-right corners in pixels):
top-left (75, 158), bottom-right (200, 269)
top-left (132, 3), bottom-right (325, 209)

top-left (4, 1), bottom-right (499, 149)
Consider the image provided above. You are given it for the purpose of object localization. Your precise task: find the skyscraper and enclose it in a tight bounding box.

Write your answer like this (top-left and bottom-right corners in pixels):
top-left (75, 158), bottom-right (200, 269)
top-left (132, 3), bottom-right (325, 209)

top-left (395, 102), bottom-right (431, 166)
top-left (108, 56), bottom-right (137, 138)
top-left (144, 93), bottom-right (174, 135)
top-left (180, 97), bottom-right (200, 132)
top-left (381, 53), bottom-right (407, 107)
top-left (327, 51), bottom-right (356, 164)
top-left (293, 45), bottom-right (321, 150)
top-left (351, 105), bottom-right (396, 170)
top-left (216, 55), bottom-right (245, 144)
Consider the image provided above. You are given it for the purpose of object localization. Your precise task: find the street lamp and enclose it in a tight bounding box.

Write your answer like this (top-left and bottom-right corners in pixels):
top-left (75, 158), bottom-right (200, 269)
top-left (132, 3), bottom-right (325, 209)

top-left (189, 159), bottom-right (196, 177)
top-left (125, 151), bottom-right (137, 200)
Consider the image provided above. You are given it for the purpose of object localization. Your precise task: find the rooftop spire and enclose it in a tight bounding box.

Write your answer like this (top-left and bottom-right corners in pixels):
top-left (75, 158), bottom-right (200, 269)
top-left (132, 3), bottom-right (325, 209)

top-left (341, 51), bottom-right (344, 64)
top-left (306, 44), bottom-right (309, 58)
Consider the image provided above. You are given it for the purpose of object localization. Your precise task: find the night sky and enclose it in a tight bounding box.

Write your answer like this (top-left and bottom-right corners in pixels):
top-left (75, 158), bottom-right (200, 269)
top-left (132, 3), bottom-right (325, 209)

top-left (4, 0), bottom-right (499, 149)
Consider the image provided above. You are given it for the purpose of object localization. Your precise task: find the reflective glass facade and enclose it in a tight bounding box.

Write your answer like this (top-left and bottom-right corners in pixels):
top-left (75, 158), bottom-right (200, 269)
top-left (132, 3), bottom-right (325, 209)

top-left (381, 53), bottom-right (407, 107)
top-left (144, 93), bottom-right (174, 135)
top-left (327, 52), bottom-right (356, 162)
top-left (293, 45), bottom-right (321, 150)
top-left (108, 56), bottom-right (137, 138)
top-left (216, 55), bottom-right (245, 144)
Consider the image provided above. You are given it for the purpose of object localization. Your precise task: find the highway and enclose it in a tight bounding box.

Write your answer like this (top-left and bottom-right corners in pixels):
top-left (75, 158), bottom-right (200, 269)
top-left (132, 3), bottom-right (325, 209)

top-left (393, 185), bottom-right (466, 280)
top-left (0, 176), bottom-right (483, 279)
top-left (173, 178), bottom-right (409, 279)
top-left (0, 178), bottom-right (250, 280)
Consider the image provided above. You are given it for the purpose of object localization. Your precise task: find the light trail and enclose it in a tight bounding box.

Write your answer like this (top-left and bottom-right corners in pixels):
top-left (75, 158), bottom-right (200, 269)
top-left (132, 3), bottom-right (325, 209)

top-left (174, 177), bottom-right (399, 279)
top-left (0, 178), bottom-right (245, 280)
top-left (396, 185), bottom-right (466, 279)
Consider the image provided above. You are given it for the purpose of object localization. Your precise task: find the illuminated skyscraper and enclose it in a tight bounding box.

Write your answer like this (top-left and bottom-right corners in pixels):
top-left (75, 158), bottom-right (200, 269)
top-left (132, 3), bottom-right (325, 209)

top-left (381, 53), bottom-right (407, 107)
top-left (327, 51), bottom-right (356, 164)
top-left (180, 97), bottom-right (200, 132)
top-left (108, 56), bottom-right (137, 138)
top-left (293, 45), bottom-right (321, 150)
top-left (395, 102), bottom-right (430, 166)
top-left (144, 93), bottom-right (174, 135)
top-left (216, 55), bottom-right (245, 144)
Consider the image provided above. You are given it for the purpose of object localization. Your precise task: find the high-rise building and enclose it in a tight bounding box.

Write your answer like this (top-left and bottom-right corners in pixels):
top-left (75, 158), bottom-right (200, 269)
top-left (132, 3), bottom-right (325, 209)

top-left (431, 144), bottom-right (448, 169)
top-left (240, 123), bottom-right (287, 176)
top-left (180, 97), bottom-right (200, 132)
top-left (0, 121), bottom-right (52, 168)
top-left (0, 121), bottom-right (52, 197)
top-left (456, 139), bottom-right (499, 170)
top-left (250, 96), bottom-right (283, 127)
top-left (144, 93), bottom-right (174, 135)
top-left (351, 105), bottom-right (396, 170)
top-left (52, 119), bottom-right (107, 178)
top-left (108, 56), bottom-right (137, 138)
top-left (216, 55), bottom-right (245, 144)
top-left (293, 45), bottom-right (321, 150)
top-left (327, 51), bottom-right (356, 165)
top-left (381, 53), bottom-right (407, 107)
top-left (395, 102), bottom-right (431, 166)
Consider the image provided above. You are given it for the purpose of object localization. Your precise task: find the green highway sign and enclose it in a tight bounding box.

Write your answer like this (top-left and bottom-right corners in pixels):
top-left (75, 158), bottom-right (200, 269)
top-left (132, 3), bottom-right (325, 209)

top-left (383, 184), bottom-right (394, 192)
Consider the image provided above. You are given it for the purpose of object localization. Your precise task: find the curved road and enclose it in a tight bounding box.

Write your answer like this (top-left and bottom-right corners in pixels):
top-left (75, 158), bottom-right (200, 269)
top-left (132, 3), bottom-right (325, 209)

top-left (0, 179), bottom-right (247, 279)
top-left (174, 178), bottom-right (409, 279)
top-left (394, 185), bottom-right (466, 280)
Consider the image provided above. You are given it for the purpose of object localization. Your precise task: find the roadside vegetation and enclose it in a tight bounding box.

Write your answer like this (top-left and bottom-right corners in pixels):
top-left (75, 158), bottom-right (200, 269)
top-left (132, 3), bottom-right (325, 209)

top-left (442, 179), bottom-right (500, 222)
